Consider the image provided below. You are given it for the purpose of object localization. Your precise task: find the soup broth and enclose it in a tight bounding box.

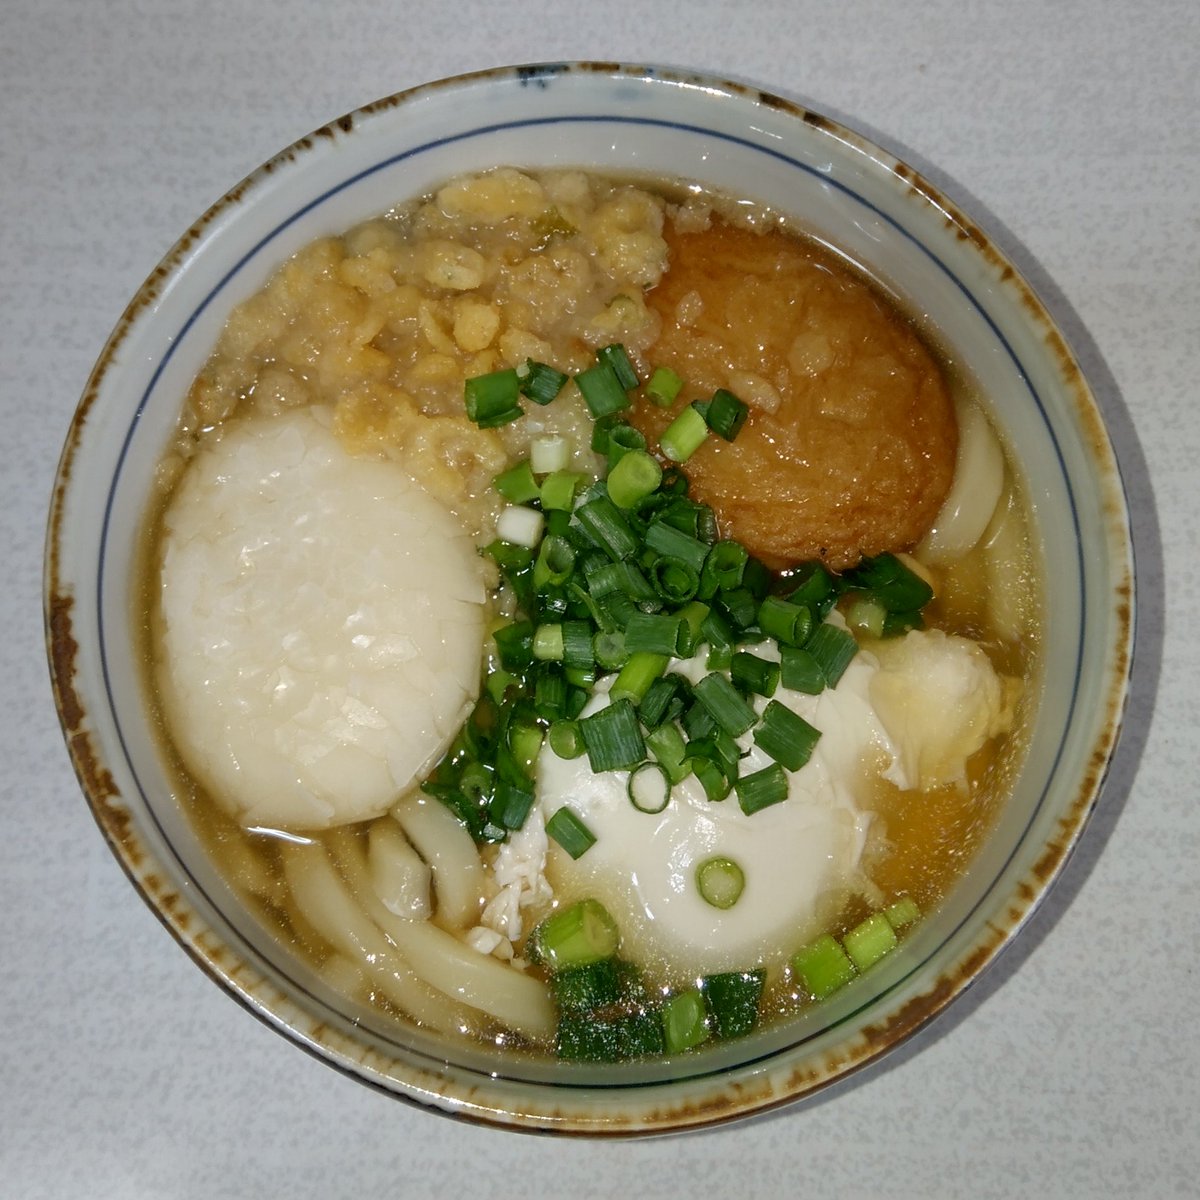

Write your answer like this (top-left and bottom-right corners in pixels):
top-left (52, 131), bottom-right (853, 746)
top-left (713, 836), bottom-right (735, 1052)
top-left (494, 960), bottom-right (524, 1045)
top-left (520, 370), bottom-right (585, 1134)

top-left (141, 167), bottom-right (1041, 1058)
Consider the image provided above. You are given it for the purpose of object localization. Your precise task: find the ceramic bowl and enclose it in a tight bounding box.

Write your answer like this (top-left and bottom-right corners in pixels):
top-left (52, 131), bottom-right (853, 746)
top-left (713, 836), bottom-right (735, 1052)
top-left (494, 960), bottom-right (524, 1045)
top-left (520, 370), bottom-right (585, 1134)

top-left (45, 63), bottom-right (1133, 1134)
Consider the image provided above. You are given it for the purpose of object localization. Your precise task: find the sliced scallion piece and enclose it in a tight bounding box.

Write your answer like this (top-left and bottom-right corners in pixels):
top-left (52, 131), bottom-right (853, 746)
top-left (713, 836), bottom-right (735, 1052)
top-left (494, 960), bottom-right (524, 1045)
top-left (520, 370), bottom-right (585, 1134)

top-left (645, 520), bottom-right (710, 575)
top-left (532, 623), bottom-right (565, 661)
top-left (607, 448), bottom-right (662, 509)
top-left (488, 779), bottom-right (535, 831)
top-left (592, 629), bottom-right (629, 672)
top-left (661, 989), bottom-right (710, 1054)
top-left (730, 650), bottom-right (779, 699)
top-left (493, 459), bottom-right (540, 504)
top-left (644, 721), bottom-right (690, 786)
top-left (660, 402), bottom-right (709, 463)
top-left (464, 367), bottom-right (523, 428)
top-left (533, 534), bottom-right (576, 591)
top-left (792, 934), bottom-right (857, 1000)
top-left (884, 895), bottom-right (921, 931)
top-left (548, 719), bottom-right (585, 760)
top-left (605, 422), bottom-right (647, 469)
top-left (704, 388), bottom-right (749, 441)
top-left (579, 698), bottom-right (646, 772)
top-left (692, 672), bottom-right (758, 738)
top-left (757, 596), bottom-right (813, 647)
top-left (597, 343), bottom-right (639, 390)
top-left (608, 652), bottom-right (670, 706)
top-left (545, 806), bottom-right (598, 861)
top-left (535, 897), bottom-right (617, 968)
top-left (627, 762), bottom-right (671, 814)
top-left (495, 505), bottom-right (544, 549)
top-left (540, 469), bottom-right (583, 512)
top-left (575, 494), bottom-right (640, 561)
top-left (646, 365), bottom-right (684, 407)
top-left (530, 433), bottom-right (570, 475)
top-left (575, 361), bottom-right (631, 418)
top-left (753, 700), bottom-right (822, 771)
top-left (845, 594), bottom-right (887, 639)
top-left (695, 856), bottom-right (745, 909)
top-left (843, 912), bottom-right (898, 971)
top-left (519, 359), bottom-right (569, 406)
top-left (805, 623), bottom-right (858, 687)
top-left (779, 644), bottom-right (826, 694)
top-left (700, 969), bottom-right (765, 1040)
top-left (691, 757), bottom-right (731, 802)
top-left (624, 612), bottom-right (685, 657)
top-left (735, 762), bottom-right (789, 816)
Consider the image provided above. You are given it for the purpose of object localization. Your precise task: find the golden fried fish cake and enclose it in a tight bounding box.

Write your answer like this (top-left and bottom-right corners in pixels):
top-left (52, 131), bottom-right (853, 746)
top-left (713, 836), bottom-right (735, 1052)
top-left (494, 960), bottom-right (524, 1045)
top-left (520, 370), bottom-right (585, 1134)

top-left (632, 221), bottom-right (957, 570)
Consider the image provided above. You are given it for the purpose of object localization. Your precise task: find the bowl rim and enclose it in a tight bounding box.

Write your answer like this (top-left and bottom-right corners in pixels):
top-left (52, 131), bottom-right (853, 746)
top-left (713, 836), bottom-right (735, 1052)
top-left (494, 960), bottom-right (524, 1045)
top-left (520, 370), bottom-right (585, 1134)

top-left (44, 60), bottom-right (1135, 1135)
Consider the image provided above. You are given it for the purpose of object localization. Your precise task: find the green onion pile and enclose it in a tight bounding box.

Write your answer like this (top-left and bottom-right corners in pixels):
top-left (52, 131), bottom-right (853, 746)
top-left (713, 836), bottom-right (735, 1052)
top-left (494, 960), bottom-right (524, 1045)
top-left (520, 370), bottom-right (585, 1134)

top-left (420, 343), bottom-right (935, 1060)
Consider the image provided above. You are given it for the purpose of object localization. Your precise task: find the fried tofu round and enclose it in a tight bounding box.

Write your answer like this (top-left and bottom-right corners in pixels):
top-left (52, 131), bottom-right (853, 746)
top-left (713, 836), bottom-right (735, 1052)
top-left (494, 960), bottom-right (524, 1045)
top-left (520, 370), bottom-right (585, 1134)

top-left (631, 220), bottom-right (957, 570)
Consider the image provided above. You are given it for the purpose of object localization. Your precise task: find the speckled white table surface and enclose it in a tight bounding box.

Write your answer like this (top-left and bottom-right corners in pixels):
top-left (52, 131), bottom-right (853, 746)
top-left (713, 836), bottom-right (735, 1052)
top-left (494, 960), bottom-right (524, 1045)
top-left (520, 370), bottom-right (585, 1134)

top-left (2, 2), bottom-right (1195, 1196)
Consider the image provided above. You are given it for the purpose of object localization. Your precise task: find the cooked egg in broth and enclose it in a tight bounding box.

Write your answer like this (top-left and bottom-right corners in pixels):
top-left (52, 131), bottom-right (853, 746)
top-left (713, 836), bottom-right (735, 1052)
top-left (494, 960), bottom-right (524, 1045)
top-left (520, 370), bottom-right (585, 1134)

top-left (141, 168), bottom-right (1040, 1061)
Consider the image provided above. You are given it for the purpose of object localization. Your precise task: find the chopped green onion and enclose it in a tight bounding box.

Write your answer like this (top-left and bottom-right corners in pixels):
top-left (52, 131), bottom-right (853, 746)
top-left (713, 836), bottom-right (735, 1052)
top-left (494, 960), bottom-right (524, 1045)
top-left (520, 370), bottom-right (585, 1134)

top-left (589, 413), bottom-right (625, 456)
top-left (716, 586), bottom-right (758, 630)
top-left (882, 608), bottom-right (925, 637)
top-left (575, 495), bottom-right (640, 561)
top-left (605, 423), bottom-right (647, 468)
top-left (585, 558), bottom-right (659, 605)
top-left (686, 730), bottom-right (741, 778)
top-left (660, 402), bottom-right (710, 463)
top-left (533, 623), bottom-right (565, 661)
top-left (575, 362), bottom-right (631, 418)
top-left (608, 652), bottom-right (670, 706)
top-left (645, 365), bottom-right (684, 407)
top-left (884, 896), bottom-right (921, 931)
top-left (597, 343), bottom-right (639, 390)
top-left (675, 601), bottom-right (710, 657)
top-left (695, 856), bottom-right (745, 909)
top-left (702, 541), bottom-right (749, 594)
top-left (627, 762), bottom-right (671, 814)
top-left (704, 388), bottom-right (749, 441)
top-left (579, 698), bottom-right (646, 772)
top-left (700, 969), bottom-right (765, 1040)
top-left (787, 562), bottom-right (839, 617)
top-left (779, 645), bottom-right (826, 694)
top-left (607, 448), bottom-right (662, 509)
top-left (488, 779), bottom-right (535, 831)
top-left (644, 721), bottom-right (691, 785)
top-left (691, 757), bottom-right (732, 802)
top-left (535, 897), bottom-right (617, 969)
top-left (624, 612), bottom-right (685, 657)
top-left (753, 700), bottom-right (822, 771)
top-left (792, 934), bottom-right (857, 1000)
top-left (844, 552), bottom-right (934, 614)
top-left (464, 368), bottom-right (523, 428)
top-left (699, 607), bottom-right (736, 653)
top-left (644, 521), bottom-right (710, 574)
top-left (534, 668), bottom-right (568, 720)
top-left (533, 534), bottom-right (576, 591)
top-left (845, 594), bottom-right (887, 639)
top-left (545, 806), bottom-right (598, 861)
top-left (540, 469), bottom-right (583, 512)
top-left (493, 620), bottom-right (534, 672)
top-left (556, 1010), bottom-right (664, 1061)
top-left (692, 672), bottom-right (758, 738)
top-left (530, 434), bottom-right (571, 475)
top-left (735, 762), bottom-right (789, 815)
top-left (493, 459), bottom-right (540, 504)
top-left (757, 596), bottom-right (813, 646)
top-left (592, 629), bottom-right (629, 671)
top-left (519, 360), bottom-right (568, 406)
top-left (495, 505), bottom-right (545, 549)
top-left (650, 558), bottom-right (700, 603)
top-left (507, 720), bottom-right (543, 776)
top-left (805, 623), bottom-right (858, 687)
top-left (730, 651), bottom-right (779, 699)
top-left (661, 989), bottom-right (710, 1054)
top-left (552, 959), bottom-right (621, 1013)
top-left (561, 620), bottom-right (595, 671)
top-left (843, 913), bottom-right (898, 971)
top-left (548, 719), bottom-right (585, 759)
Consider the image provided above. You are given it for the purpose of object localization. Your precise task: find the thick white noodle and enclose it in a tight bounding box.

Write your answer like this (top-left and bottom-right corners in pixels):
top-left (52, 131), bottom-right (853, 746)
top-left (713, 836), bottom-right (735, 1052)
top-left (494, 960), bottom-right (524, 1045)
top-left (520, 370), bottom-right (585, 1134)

top-left (390, 795), bottom-right (484, 929)
top-left (278, 840), bottom-right (473, 1036)
top-left (366, 819), bottom-right (432, 919)
top-left (983, 484), bottom-right (1034, 643)
top-left (917, 399), bottom-right (1005, 565)
top-left (330, 832), bottom-right (556, 1042)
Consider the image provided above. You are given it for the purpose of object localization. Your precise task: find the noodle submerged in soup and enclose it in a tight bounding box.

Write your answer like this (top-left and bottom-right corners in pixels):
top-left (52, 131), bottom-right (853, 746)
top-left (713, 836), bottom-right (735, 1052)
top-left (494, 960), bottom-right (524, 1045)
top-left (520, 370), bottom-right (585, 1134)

top-left (143, 168), bottom-right (1039, 1059)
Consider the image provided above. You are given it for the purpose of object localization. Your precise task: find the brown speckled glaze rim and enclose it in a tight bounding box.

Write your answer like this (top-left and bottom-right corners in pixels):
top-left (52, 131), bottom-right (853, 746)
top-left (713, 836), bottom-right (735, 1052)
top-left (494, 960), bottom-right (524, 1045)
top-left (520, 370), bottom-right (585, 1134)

top-left (45, 62), bottom-right (1134, 1136)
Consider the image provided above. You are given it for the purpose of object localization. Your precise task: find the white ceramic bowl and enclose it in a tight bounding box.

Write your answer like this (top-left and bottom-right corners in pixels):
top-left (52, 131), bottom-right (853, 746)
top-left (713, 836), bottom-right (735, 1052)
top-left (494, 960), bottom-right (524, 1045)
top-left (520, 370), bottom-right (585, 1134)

top-left (46, 63), bottom-right (1133, 1134)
